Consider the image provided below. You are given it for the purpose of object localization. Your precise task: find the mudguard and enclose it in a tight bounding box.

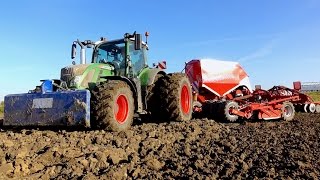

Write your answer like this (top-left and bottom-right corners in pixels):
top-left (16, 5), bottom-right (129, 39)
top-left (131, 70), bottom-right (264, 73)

top-left (146, 68), bottom-right (166, 86)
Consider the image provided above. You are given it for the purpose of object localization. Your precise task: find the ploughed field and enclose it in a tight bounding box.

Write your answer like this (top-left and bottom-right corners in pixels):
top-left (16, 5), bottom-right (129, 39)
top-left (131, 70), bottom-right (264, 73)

top-left (0, 113), bottom-right (319, 179)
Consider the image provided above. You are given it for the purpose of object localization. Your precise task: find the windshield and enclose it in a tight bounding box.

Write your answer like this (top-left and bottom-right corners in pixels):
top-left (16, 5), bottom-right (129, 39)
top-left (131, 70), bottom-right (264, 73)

top-left (94, 40), bottom-right (126, 64)
top-left (93, 39), bottom-right (148, 77)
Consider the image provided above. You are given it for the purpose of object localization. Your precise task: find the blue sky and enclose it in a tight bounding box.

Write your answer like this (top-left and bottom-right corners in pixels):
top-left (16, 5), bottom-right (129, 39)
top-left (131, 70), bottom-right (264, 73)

top-left (0, 0), bottom-right (320, 100)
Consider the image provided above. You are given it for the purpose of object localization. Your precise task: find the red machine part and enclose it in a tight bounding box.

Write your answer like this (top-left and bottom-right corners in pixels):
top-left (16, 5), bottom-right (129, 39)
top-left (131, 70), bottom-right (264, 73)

top-left (267, 83), bottom-right (320, 113)
top-left (185, 59), bottom-right (252, 103)
top-left (186, 59), bottom-right (319, 122)
top-left (225, 87), bottom-right (299, 121)
top-left (154, 61), bottom-right (167, 69)
top-left (204, 84), bottom-right (319, 122)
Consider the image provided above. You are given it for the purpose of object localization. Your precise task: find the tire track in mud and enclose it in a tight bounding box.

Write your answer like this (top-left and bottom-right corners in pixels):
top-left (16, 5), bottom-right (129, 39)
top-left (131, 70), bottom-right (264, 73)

top-left (0, 113), bottom-right (319, 179)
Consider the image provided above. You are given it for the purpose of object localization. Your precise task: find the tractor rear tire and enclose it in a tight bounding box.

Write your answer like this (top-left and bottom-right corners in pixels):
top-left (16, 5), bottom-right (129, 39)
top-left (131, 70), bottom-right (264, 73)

top-left (282, 101), bottom-right (295, 121)
top-left (146, 73), bottom-right (165, 121)
top-left (221, 101), bottom-right (239, 122)
top-left (91, 81), bottom-right (134, 132)
top-left (159, 73), bottom-right (192, 122)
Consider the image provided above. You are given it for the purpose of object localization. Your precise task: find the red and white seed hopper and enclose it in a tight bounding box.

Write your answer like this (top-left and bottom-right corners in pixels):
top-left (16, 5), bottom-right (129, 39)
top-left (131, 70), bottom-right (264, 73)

top-left (185, 58), bottom-right (252, 98)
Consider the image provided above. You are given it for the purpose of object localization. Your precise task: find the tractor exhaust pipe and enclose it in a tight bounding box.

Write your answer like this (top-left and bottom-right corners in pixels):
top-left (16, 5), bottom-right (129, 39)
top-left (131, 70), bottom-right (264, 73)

top-left (71, 40), bottom-right (86, 64)
top-left (77, 40), bottom-right (86, 64)
top-left (80, 47), bottom-right (86, 64)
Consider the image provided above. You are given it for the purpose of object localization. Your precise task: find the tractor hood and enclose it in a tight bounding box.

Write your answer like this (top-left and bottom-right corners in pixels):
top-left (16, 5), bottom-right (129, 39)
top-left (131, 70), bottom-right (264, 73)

top-left (61, 63), bottom-right (114, 89)
top-left (61, 64), bottom-right (90, 85)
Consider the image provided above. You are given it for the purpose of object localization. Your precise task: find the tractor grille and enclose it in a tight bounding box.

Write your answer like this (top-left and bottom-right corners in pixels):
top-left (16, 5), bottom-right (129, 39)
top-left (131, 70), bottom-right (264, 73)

top-left (60, 67), bottom-right (73, 83)
top-left (60, 64), bottom-right (89, 84)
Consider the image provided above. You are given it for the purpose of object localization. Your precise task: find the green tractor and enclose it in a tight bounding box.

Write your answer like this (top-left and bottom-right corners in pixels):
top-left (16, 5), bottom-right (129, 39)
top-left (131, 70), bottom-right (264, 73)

top-left (4, 32), bottom-right (193, 132)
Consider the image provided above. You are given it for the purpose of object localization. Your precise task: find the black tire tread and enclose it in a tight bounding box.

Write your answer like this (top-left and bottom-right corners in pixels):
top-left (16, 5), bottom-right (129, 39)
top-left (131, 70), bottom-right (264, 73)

top-left (146, 74), bottom-right (165, 121)
top-left (91, 80), bottom-right (134, 132)
top-left (282, 101), bottom-right (295, 121)
top-left (158, 73), bottom-right (192, 122)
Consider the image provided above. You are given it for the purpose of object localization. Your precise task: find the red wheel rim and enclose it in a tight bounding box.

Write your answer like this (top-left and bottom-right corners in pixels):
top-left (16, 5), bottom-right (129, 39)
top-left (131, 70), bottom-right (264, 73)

top-left (181, 84), bottom-right (190, 114)
top-left (115, 95), bottom-right (129, 124)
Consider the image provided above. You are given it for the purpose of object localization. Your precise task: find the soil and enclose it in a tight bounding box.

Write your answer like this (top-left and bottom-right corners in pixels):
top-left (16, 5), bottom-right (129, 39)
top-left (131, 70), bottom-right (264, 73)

top-left (0, 113), bottom-right (319, 179)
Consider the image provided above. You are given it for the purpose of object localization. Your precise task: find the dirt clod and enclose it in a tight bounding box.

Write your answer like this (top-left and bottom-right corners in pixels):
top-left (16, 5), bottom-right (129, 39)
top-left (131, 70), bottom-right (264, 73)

top-left (146, 158), bottom-right (164, 170)
top-left (0, 163), bottom-right (14, 175)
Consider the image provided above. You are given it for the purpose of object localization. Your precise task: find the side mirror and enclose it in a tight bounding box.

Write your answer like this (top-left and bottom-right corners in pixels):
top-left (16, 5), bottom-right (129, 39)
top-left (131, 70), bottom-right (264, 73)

top-left (134, 34), bottom-right (142, 50)
top-left (71, 43), bottom-right (77, 59)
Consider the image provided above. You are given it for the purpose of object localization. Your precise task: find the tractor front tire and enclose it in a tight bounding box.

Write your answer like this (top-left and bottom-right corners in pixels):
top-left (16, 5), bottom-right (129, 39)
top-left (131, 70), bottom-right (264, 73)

top-left (159, 73), bottom-right (192, 122)
top-left (282, 101), bottom-right (295, 121)
top-left (91, 81), bottom-right (134, 132)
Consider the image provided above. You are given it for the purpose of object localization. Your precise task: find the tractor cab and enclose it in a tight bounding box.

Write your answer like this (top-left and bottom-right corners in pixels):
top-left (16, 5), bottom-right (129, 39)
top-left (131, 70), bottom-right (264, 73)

top-left (62, 32), bottom-right (148, 89)
top-left (92, 37), bottom-right (148, 77)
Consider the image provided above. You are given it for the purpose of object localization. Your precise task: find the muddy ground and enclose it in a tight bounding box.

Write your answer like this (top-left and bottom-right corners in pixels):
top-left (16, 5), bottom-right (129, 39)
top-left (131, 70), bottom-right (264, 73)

top-left (0, 113), bottom-right (319, 179)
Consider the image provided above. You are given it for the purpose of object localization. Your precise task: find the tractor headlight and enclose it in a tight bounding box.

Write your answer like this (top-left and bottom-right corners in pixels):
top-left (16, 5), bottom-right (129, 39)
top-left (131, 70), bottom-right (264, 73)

top-left (70, 75), bottom-right (82, 87)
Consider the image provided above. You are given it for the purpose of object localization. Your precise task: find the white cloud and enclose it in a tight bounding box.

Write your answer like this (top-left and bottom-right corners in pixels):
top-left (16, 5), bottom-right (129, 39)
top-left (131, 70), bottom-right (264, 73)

top-left (238, 40), bottom-right (276, 63)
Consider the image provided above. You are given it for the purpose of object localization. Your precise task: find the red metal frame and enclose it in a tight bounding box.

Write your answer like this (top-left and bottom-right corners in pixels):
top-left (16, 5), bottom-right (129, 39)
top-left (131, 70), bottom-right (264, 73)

top-left (195, 84), bottom-right (306, 120)
top-left (268, 85), bottom-right (317, 104)
top-left (230, 94), bottom-right (300, 120)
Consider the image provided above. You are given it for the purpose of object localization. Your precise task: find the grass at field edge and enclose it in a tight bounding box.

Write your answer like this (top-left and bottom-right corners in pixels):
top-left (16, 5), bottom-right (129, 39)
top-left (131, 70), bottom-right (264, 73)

top-left (306, 92), bottom-right (320, 102)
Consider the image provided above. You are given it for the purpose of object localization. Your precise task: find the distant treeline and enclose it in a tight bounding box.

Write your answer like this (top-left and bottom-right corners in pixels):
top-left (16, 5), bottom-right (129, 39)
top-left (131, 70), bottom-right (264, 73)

top-left (302, 83), bottom-right (320, 92)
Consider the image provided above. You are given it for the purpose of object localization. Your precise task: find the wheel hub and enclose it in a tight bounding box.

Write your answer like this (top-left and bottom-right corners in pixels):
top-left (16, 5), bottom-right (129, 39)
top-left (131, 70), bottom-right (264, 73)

top-left (115, 95), bottom-right (129, 124)
top-left (181, 85), bottom-right (190, 114)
